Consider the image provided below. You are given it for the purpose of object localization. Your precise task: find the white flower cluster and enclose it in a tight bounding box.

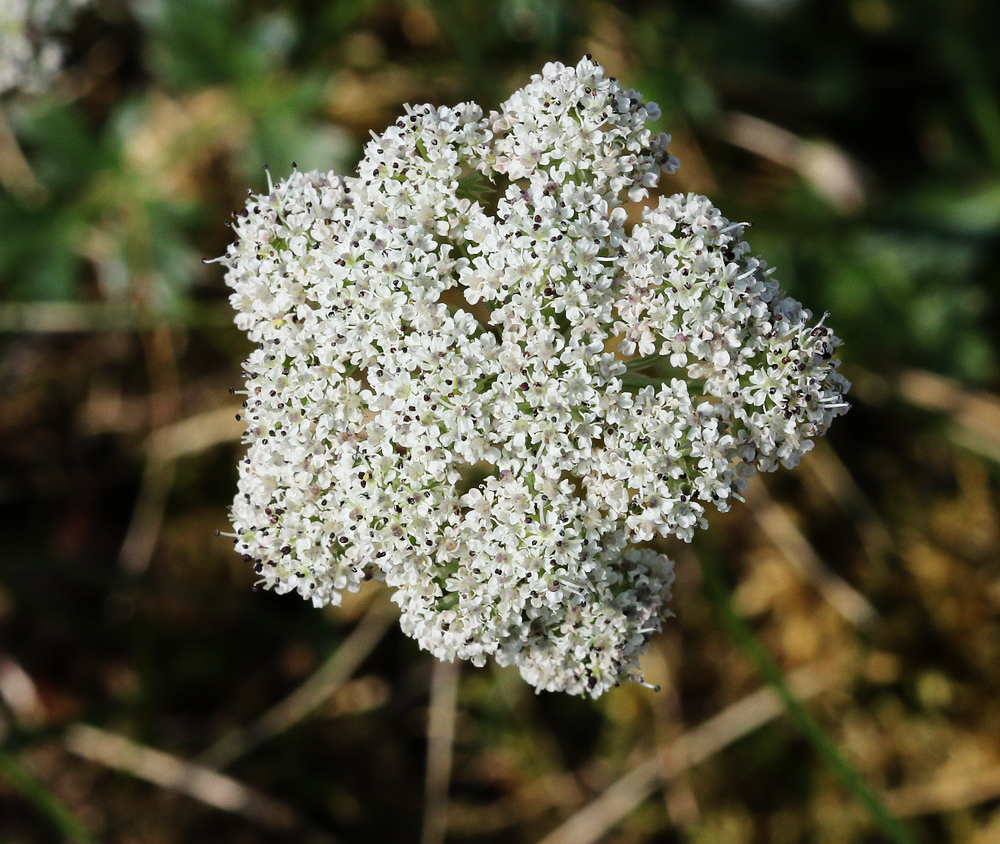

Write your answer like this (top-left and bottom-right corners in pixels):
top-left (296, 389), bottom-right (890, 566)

top-left (222, 57), bottom-right (849, 697)
top-left (0, 0), bottom-right (86, 96)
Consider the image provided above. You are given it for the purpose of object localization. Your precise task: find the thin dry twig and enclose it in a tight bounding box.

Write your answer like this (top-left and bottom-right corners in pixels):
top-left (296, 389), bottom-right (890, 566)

top-left (646, 639), bottom-right (700, 828)
top-left (803, 439), bottom-right (895, 567)
top-left (746, 479), bottom-right (879, 630)
top-left (121, 400), bottom-right (242, 574)
top-left (0, 303), bottom-right (147, 333)
top-left (118, 456), bottom-right (176, 575)
top-left (0, 655), bottom-right (46, 728)
top-left (896, 369), bottom-right (1000, 464)
top-left (199, 595), bottom-right (397, 769)
top-left (420, 658), bottom-right (460, 844)
top-left (718, 111), bottom-right (866, 213)
top-left (0, 302), bottom-right (231, 333)
top-left (146, 405), bottom-right (244, 461)
top-left (64, 724), bottom-right (298, 830)
top-left (537, 663), bottom-right (837, 844)
top-left (119, 326), bottom-right (182, 575)
top-left (885, 765), bottom-right (1000, 818)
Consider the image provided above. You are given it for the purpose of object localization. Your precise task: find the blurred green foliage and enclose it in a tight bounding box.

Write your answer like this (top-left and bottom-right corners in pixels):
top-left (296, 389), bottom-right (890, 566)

top-left (2, 0), bottom-right (1000, 842)
top-left (2, 0), bottom-right (996, 375)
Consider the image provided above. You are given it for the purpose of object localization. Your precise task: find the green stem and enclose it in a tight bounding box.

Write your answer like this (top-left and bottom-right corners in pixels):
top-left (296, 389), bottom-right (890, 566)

top-left (934, 4), bottom-right (1000, 170)
top-left (620, 372), bottom-right (665, 389)
top-left (701, 558), bottom-right (916, 844)
top-left (624, 354), bottom-right (662, 372)
top-left (0, 748), bottom-right (94, 843)
top-left (455, 169), bottom-right (498, 203)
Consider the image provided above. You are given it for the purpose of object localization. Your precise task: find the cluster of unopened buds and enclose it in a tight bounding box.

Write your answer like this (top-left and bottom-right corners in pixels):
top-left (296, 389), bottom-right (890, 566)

top-left (221, 57), bottom-right (849, 697)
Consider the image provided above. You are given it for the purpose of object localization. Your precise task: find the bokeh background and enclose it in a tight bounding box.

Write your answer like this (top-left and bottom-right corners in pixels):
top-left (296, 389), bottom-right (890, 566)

top-left (2, 0), bottom-right (1000, 841)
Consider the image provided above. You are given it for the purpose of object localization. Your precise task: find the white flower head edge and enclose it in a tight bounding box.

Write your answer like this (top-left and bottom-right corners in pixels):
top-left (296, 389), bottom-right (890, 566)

top-left (0, 0), bottom-right (88, 96)
top-left (220, 57), bottom-right (850, 697)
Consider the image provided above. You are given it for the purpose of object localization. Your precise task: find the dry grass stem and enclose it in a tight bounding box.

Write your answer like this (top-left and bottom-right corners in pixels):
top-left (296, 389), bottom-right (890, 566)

top-left (886, 765), bottom-right (1000, 818)
top-left (802, 440), bottom-right (895, 566)
top-left (0, 303), bottom-right (231, 332)
top-left (199, 596), bottom-right (397, 768)
top-left (897, 369), bottom-right (1000, 464)
top-left (0, 302), bottom-right (158, 333)
top-left (647, 640), bottom-right (700, 827)
top-left (118, 457), bottom-right (176, 575)
top-left (64, 724), bottom-right (299, 830)
top-left (119, 327), bottom-right (181, 575)
top-left (746, 480), bottom-right (878, 629)
top-left (719, 111), bottom-right (866, 212)
top-left (0, 655), bottom-right (46, 728)
top-left (420, 658), bottom-right (460, 844)
top-left (146, 405), bottom-right (245, 462)
top-left (537, 663), bottom-right (837, 844)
